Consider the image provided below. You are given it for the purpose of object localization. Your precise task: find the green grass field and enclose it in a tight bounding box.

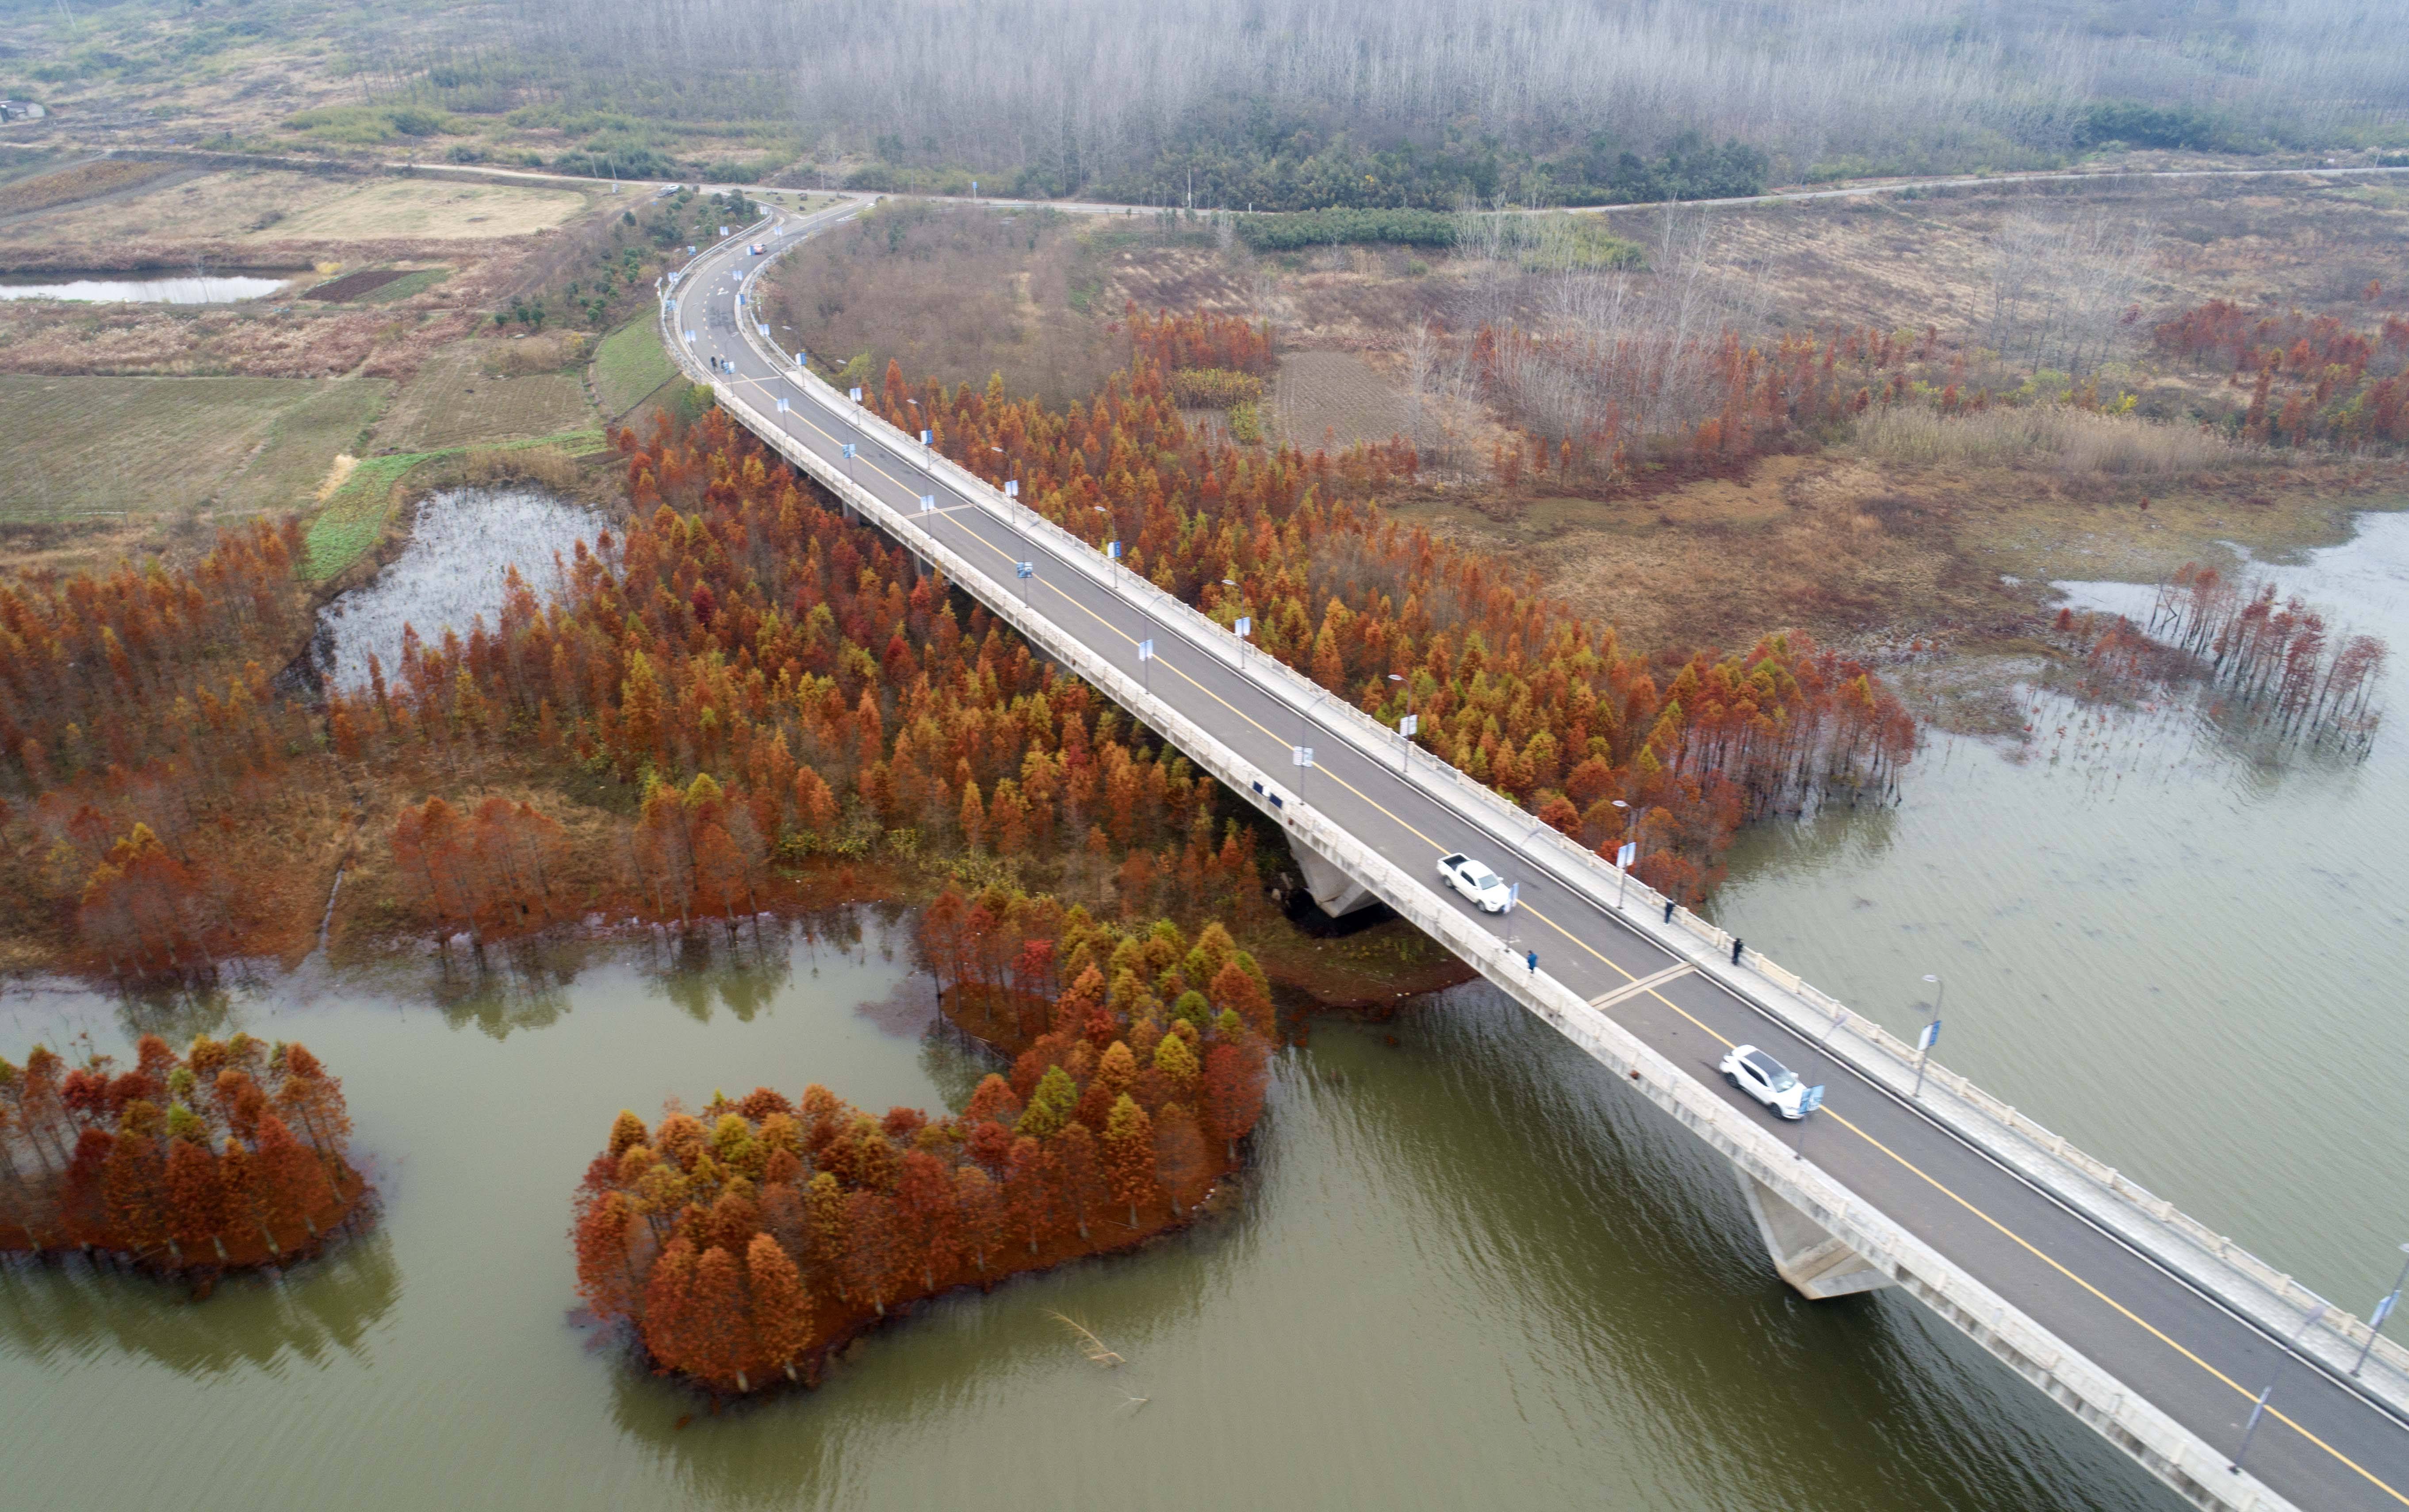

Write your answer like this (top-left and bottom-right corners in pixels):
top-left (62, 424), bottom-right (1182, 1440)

top-left (360, 267), bottom-right (452, 303)
top-left (590, 318), bottom-right (677, 416)
top-left (0, 374), bottom-right (389, 522)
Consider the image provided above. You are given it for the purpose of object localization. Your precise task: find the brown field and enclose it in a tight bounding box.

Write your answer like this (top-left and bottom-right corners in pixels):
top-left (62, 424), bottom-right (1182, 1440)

top-left (0, 168), bottom-right (338, 248)
top-left (766, 204), bottom-right (1168, 406)
top-left (0, 373), bottom-right (384, 520)
top-left (265, 179), bottom-right (592, 241)
top-left (0, 157), bottom-right (184, 219)
top-left (760, 184), bottom-right (2409, 678)
top-left (0, 373), bottom-right (393, 577)
top-left (305, 266), bottom-right (410, 300)
top-left (1651, 173), bottom-right (2409, 336)
top-left (370, 340), bottom-right (597, 452)
top-left (1271, 350), bottom-right (1412, 449)
top-left (0, 168), bottom-right (591, 252)
top-left (220, 379), bottom-right (391, 513)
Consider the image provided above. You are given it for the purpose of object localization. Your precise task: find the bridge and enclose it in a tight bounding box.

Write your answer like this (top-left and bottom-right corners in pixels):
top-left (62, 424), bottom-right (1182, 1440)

top-left (659, 200), bottom-right (2409, 1512)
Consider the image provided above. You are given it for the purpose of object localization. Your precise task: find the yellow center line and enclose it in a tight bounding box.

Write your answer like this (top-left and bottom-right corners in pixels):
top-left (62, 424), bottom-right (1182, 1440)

top-left (1825, 1109), bottom-right (2409, 1503)
top-left (717, 310), bottom-right (2405, 1503)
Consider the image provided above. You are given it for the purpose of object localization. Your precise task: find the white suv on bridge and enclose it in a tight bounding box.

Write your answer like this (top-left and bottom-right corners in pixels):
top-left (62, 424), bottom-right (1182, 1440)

top-left (1719, 1045), bottom-right (1809, 1120)
top-left (1437, 853), bottom-right (1512, 913)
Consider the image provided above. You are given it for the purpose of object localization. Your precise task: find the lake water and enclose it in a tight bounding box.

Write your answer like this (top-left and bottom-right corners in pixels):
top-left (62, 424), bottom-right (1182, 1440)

top-left (7, 516), bottom-right (2405, 1512)
top-left (0, 275), bottom-right (291, 304)
top-left (314, 487), bottom-right (604, 691)
top-left (0, 915), bottom-right (2169, 1512)
top-left (1714, 509), bottom-right (2409, 1319)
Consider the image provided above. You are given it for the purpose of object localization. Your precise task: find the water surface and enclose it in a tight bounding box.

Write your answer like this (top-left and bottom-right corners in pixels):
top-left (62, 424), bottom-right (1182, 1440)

top-left (0, 913), bottom-right (2169, 1512)
top-left (17, 516), bottom-right (2402, 1511)
top-left (1715, 509), bottom-right (2409, 1316)
top-left (314, 487), bottom-right (604, 691)
top-left (0, 275), bottom-right (291, 304)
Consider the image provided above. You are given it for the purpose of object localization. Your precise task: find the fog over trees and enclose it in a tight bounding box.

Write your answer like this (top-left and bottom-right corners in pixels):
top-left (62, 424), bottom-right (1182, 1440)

top-left (509, 0), bottom-right (2409, 190)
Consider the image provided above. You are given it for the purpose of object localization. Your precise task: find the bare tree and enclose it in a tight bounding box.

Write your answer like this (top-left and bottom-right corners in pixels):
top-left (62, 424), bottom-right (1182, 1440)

top-left (502, 0), bottom-right (2409, 190)
top-left (1984, 208), bottom-right (2156, 375)
top-left (1403, 319), bottom-right (1438, 456)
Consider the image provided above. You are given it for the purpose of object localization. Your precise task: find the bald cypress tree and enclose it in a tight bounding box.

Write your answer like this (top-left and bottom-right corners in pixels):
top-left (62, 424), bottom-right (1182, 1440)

top-left (1102, 1094), bottom-right (1157, 1228)
top-left (747, 1234), bottom-right (813, 1382)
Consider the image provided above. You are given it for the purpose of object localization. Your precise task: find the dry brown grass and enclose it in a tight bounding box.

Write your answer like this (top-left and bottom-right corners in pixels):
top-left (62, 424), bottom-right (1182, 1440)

top-left (1271, 350), bottom-right (1412, 449)
top-left (1667, 174), bottom-right (2409, 338)
top-left (0, 159), bottom-right (184, 218)
top-left (767, 204), bottom-right (1189, 407)
top-left (262, 179), bottom-right (591, 241)
top-left (371, 341), bottom-right (596, 452)
top-left (1857, 405), bottom-right (2247, 475)
top-left (458, 445), bottom-right (582, 489)
top-left (484, 329), bottom-right (590, 376)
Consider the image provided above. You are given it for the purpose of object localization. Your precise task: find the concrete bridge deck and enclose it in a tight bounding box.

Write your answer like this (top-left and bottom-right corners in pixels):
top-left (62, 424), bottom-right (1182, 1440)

top-left (656, 201), bottom-right (2409, 1512)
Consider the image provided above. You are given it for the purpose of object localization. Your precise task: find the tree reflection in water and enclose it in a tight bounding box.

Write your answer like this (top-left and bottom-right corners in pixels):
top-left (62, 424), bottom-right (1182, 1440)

top-left (0, 1231), bottom-right (398, 1379)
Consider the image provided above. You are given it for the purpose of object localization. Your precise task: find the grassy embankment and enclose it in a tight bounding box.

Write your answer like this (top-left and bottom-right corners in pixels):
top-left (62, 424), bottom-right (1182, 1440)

top-left (589, 317), bottom-right (679, 417)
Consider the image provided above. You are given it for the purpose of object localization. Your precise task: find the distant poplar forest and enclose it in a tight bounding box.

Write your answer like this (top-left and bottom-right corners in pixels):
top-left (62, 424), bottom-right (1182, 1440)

top-left (482, 0), bottom-right (2409, 202)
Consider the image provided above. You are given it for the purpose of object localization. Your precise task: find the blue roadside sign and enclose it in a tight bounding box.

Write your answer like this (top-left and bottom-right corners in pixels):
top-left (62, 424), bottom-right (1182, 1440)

top-left (1798, 1084), bottom-right (1826, 1116)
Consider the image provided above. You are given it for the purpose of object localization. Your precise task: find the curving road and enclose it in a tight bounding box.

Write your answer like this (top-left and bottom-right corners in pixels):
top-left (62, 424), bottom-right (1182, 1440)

top-left (661, 201), bottom-right (2409, 1512)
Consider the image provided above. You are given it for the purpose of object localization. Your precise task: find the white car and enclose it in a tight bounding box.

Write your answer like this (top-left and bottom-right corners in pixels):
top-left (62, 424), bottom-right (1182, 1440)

top-left (749, 242), bottom-right (767, 256)
top-left (1437, 852), bottom-right (1512, 912)
top-left (1719, 1045), bottom-right (1808, 1120)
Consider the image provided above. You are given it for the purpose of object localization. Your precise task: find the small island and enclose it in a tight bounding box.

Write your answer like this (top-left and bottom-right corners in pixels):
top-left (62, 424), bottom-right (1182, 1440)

top-left (571, 895), bottom-right (1273, 1393)
top-left (0, 1034), bottom-right (368, 1271)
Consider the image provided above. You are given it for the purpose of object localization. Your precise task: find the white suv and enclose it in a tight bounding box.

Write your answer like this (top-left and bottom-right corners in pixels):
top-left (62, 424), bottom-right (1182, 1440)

top-left (1719, 1044), bottom-right (1808, 1120)
top-left (1437, 853), bottom-right (1512, 913)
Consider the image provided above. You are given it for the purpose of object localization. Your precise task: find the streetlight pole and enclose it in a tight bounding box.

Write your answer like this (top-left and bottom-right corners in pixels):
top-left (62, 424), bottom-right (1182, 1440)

top-left (1388, 673), bottom-right (1413, 773)
top-left (1911, 973), bottom-right (1943, 1099)
top-left (2352, 1243), bottom-right (2409, 1376)
top-left (1221, 579), bottom-right (1250, 671)
top-left (2233, 1302), bottom-right (2330, 1475)
top-left (1612, 799), bottom-right (1634, 910)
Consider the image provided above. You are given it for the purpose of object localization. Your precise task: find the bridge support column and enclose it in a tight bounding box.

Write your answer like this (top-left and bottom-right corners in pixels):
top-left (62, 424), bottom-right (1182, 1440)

top-left (1284, 831), bottom-right (1383, 917)
top-left (1737, 1170), bottom-right (1894, 1300)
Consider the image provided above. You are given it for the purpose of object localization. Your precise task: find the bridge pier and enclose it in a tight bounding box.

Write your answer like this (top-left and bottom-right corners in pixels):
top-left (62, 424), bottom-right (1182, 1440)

top-left (1737, 1170), bottom-right (1895, 1299)
top-left (1285, 831), bottom-right (1382, 917)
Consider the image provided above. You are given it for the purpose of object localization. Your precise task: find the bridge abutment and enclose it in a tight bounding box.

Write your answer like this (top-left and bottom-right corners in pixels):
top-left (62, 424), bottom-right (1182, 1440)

top-left (1737, 1169), bottom-right (1895, 1299)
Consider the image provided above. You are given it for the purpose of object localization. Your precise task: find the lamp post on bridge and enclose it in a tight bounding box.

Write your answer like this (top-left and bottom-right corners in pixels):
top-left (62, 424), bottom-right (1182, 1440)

top-left (1222, 579), bottom-right (1252, 670)
top-left (1911, 973), bottom-right (1943, 1099)
top-left (1611, 799), bottom-right (1636, 911)
top-left (1389, 674), bottom-right (1417, 773)
top-left (2232, 1301), bottom-right (2330, 1476)
top-left (2351, 1243), bottom-right (2409, 1376)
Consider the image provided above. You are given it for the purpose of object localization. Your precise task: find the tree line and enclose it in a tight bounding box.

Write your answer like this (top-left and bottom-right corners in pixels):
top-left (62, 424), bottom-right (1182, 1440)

top-left (356, 408), bottom-right (1276, 936)
top-left (0, 1034), bottom-right (365, 1270)
top-left (2154, 298), bottom-right (2409, 450)
top-left (0, 520), bottom-right (332, 974)
top-left (571, 893), bottom-right (1273, 1394)
top-left (870, 309), bottom-right (1913, 897)
top-left (1, 301), bottom-right (1913, 969)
